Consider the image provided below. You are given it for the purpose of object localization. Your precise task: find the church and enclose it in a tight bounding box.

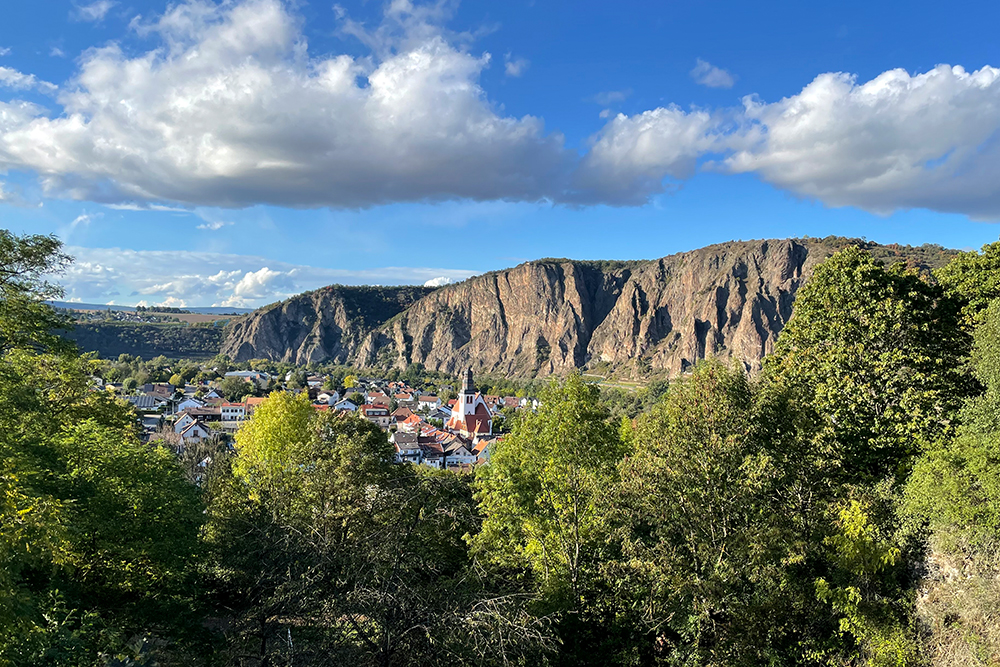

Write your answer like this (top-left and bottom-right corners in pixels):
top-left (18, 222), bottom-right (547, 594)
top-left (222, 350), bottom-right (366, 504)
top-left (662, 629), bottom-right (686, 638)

top-left (445, 369), bottom-right (493, 438)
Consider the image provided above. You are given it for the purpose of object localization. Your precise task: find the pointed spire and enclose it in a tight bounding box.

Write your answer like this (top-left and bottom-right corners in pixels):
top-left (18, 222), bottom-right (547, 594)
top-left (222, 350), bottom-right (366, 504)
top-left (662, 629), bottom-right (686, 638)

top-left (462, 368), bottom-right (476, 394)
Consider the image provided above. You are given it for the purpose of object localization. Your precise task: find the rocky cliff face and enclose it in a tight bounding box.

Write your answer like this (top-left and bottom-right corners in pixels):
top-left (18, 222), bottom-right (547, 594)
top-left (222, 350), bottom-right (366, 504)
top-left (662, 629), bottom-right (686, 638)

top-left (221, 238), bottom-right (956, 376)
top-left (220, 285), bottom-right (435, 364)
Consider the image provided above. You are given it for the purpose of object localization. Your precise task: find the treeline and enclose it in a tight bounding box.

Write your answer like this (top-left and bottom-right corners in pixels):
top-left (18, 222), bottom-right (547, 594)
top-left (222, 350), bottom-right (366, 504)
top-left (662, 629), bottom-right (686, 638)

top-left (3, 229), bottom-right (1000, 665)
top-left (65, 321), bottom-right (225, 359)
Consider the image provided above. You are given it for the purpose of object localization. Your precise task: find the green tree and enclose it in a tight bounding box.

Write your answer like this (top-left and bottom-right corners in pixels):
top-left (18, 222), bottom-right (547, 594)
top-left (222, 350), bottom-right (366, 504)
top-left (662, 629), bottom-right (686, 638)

top-left (935, 240), bottom-right (1000, 324)
top-left (208, 392), bottom-right (531, 666)
top-left (218, 375), bottom-right (252, 401)
top-left (169, 373), bottom-right (185, 388)
top-left (765, 246), bottom-right (972, 484)
top-left (0, 230), bottom-right (73, 356)
top-left (474, 374), bottom-right (626, 664)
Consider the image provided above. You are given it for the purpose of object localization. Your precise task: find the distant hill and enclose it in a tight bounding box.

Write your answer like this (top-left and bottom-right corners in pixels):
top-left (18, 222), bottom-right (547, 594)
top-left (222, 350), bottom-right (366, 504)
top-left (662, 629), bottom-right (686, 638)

top-left (220, 237), bottom-right (959, 377)
top-left (49, 301), bottom-right (254, 315)
top-left (64, 322), bottom-right (225, 360)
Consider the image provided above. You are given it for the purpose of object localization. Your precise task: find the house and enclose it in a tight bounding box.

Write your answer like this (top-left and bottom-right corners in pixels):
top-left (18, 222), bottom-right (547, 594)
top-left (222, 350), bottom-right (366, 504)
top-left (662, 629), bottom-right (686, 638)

top-left (367, 391), bottom-right (391, 407)
top-left (179, 421), bottom-right (212, 444)
top-left (391, 406), bottom-right (414, 423)
top-left (204, 388), bottom-right (222, 399)
top-left (418, 440), bottom-right (445, 469)
top-left (472, 435), bottom-right (499, 465)
top-left (224, 370), bottom-right (270, 387)
top-left (431, 406), bottom-right (452, 423)
top-left (141, 414), bottom-right (163, 433)
top-left (246, 396), bottom-right (268, 416)
top-left (124, 394), bottom-right (167, 411)
top-left (220, 402), bottom-right (247, 421)
top-left (316, 391), bottom-right (340, 405)
top-left (360, 404), bottom-right (391, 429)
top-left (445, 370), bottom-right (493, 438)
top-left (442, 440), bottom-right (477, 467)
top-left (176, 397), bottom-right (204, 412)
top-left (334, 399), bottom-right (358, 412)
top-left (418, 395), bottom-right (442, 411)
top-left (174, 412), bottom-right (196, 433)
top-left (392, 432), bottom-right (423, 464)
top-left (396, 413), bottom-right (426, 434)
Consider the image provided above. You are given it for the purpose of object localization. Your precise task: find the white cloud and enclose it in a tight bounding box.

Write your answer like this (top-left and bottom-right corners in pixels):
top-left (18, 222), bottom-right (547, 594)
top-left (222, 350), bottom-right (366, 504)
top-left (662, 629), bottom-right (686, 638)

top-left (0, 0), bottom-right (571, 208)
top-left (73, 0), bottom-right (116, 22)
top-left (571, 106), bottom-right (736, 205)
top-left (50, 47), bottom-right (66, 58)
top-left (504, 53), bottom-right (529, 77)
top-left (423, 276), bottom-right (452, 287)
top-left (0, 66), bottom-right (57, 92)
top-left (723, 65), bottom-right (1000, 219)
top-left (1, 1), bottom-right (999, 218)
top-left (576, 64), bottom-right (1000, 218)
top-left (0, 47), bottom-right (10, 57)
top-left (55, 246), bottom-right (478, 307)
top-left (105, 202), bottom-right (189, 212)
top-left (196, 219), bottom-right (232, 231)
top-left (690, 58), bottom-right (736, 89)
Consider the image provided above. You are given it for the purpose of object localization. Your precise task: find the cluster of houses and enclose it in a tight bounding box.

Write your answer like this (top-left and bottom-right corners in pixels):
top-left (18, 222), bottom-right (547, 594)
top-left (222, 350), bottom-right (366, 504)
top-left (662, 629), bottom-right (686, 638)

top-left (115, 368), bottom-right (534, 472)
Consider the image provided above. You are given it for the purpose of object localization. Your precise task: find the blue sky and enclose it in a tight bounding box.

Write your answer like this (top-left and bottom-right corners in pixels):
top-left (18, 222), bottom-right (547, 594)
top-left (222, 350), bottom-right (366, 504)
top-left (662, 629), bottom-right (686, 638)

top-left (2, 0), bottom-right (1000, 307)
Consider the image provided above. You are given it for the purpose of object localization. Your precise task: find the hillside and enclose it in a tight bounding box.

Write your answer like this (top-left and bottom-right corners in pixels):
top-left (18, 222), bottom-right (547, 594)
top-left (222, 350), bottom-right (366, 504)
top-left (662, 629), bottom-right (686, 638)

top-left (219, 237), bottom-right (957, 377)
top-left (220, 285), bottom-right (436, 364)
top-left (66, 322), bottom-right (225, 360)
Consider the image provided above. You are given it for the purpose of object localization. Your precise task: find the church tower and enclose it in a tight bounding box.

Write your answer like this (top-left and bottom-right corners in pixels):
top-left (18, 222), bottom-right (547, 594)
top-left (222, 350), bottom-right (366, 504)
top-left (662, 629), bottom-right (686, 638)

top-left (459, 368), bottom-right (477, 415)
top-left (447, 368), bottom-right (492, 436)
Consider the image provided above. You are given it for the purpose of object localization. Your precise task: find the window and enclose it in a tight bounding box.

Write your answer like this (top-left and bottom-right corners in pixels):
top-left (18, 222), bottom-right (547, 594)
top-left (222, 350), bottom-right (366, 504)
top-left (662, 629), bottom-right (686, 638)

top-left (466, 395), bottom-right (472, 403)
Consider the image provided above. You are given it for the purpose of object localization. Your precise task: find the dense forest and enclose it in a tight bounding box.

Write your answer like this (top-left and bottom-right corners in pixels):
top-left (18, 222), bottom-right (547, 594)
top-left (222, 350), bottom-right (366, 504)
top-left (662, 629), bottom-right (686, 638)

top-left (2, 228), bottom-right (1000, 666)
top-left (65, 322), bottom-right (225, 359)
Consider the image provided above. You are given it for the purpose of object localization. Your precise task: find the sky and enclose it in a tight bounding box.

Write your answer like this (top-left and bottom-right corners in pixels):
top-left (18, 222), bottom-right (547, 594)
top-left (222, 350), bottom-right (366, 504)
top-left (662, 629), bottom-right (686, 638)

top-left (2, 0), bottom-right (1000, 307)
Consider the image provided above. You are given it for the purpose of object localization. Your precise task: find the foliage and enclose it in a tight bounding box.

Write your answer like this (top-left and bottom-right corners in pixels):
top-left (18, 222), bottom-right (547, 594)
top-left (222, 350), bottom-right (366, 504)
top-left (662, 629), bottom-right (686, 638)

top-left (65, 322), bottom-right (224, 360)
top-left (906, 299), bottom-right (1000, 546)
top-left (474, 374), bottom-right (626, 664)
top-left (935, 240), bottom-right (1000, 324)
top-left (764, 246), bottom-right (972, 484)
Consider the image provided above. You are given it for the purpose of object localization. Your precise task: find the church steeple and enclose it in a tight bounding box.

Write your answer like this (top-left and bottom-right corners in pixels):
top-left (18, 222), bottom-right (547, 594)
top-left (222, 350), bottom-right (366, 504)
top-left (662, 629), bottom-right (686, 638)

top-left (461, 368), bottom-right (476, 394)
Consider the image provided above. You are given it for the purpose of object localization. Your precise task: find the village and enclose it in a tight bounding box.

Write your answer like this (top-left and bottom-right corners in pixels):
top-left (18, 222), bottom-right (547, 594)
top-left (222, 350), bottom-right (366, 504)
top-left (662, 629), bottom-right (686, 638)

top-left (103, 366), bottom-right (535, 471)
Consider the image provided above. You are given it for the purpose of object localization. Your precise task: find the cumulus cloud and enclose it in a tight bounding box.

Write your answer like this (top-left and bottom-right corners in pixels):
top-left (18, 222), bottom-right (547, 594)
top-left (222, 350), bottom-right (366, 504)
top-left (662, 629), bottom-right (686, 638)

top-left (0, 0), bottom-right (571, 208)
top-left (72, 0), bottom-right (116, 22)
top-left (0, 47), bottom-right (10, 57)
top-left (56, 246), bottom-right (478, 307)
top-left (504, 53), bottom-right (529, 77)
top-left (578, 64), bottom-right (1000, 218)
top-left (690, 58), bottom-right (736, 89)
top-left (423, 276), bottom-right (452, 287)
top-left (0, 66), bottom-right (57, 92)
top-left (724, 65), bottom-right (1000, 218)
top-left (0, 0), bottom-right (999, 218)
top-left (571, 106), bottom-right (738, 205)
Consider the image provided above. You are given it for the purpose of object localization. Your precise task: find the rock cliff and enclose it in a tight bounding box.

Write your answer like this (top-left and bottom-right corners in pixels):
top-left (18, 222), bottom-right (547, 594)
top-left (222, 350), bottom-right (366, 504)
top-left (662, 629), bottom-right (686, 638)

top-left (221, 238), bottom-right (956, 376)
top-left (220, 285), bottom-right (435, 364)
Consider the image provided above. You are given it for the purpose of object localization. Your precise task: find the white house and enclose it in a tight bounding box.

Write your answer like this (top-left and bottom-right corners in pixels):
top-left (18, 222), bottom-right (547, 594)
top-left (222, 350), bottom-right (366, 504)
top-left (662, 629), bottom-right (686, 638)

top-left (334, 399), bottom-right (358, 412)
top-left (316, 391), bottom-right (340, 405)
top-left (443, 442), bottom-right (477, 467)
top-left (180, 421), bottom-right (212, 444)
top-left (418, 395), bottom-right (442, 411)
top-left (220, 402), bottom-right (247, 421)
top-left (176, 398), bottom-right (204, 412)
top-left (174, 412), bottom-right (196, 433)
